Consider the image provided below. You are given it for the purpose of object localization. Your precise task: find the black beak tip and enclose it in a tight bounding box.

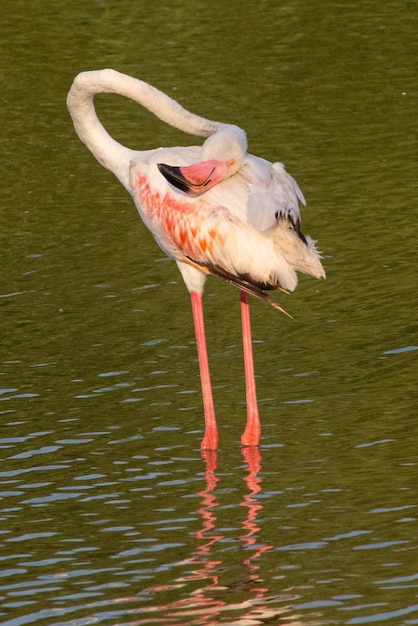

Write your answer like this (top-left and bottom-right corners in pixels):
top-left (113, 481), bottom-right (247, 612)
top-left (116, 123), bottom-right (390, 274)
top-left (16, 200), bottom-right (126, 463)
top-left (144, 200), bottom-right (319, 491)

top-left (157, 163), bottom-right (192, 194)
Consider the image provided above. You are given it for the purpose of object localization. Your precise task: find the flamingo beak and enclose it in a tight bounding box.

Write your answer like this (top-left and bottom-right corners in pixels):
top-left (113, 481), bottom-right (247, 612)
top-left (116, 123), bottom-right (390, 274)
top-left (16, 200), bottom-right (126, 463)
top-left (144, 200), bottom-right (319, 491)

top-left (158, 160), bottom-right (230, 195)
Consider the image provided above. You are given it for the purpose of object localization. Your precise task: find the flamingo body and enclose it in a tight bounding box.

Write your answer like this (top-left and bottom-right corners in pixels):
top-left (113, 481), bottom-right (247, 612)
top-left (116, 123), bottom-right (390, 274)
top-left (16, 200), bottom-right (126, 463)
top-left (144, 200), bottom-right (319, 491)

top-left (129, 149), bottom-right (323, 296)
top-left (67, 69), bottom-right (325, 449)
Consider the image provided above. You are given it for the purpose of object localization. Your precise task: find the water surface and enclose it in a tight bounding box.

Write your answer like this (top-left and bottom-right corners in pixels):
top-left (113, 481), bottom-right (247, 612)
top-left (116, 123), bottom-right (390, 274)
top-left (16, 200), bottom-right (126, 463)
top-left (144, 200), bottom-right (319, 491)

top-left (1, 1), bottom-right (417, 624)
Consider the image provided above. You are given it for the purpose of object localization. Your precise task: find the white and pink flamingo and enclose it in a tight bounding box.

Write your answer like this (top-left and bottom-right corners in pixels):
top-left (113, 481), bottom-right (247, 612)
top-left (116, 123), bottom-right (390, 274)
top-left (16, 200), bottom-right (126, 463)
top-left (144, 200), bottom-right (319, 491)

top-left (67, 69), bottom-right (325, 450)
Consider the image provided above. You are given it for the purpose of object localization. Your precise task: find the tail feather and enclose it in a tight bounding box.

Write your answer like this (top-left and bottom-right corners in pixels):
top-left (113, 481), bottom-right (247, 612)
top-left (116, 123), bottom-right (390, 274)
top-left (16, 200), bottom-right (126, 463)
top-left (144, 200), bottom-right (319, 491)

top-left (270, 221), bottom-right (326, 281)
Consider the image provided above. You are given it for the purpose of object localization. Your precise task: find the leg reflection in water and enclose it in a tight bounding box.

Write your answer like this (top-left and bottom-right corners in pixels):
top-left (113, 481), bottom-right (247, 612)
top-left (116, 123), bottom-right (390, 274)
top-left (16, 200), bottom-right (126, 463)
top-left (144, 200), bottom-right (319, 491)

top-left (126, 447), bottom-right (323, 625)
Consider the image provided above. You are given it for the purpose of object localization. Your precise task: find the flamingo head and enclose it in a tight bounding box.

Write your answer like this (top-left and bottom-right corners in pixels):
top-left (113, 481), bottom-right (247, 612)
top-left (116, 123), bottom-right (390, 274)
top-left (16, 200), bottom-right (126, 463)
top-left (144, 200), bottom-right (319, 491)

top-left (158, 124), bottom-right (247, 196)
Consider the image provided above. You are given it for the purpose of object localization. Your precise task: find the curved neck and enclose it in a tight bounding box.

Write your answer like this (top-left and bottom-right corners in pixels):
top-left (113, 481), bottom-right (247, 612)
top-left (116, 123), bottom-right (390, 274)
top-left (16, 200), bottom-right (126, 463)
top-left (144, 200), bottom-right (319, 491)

top-left (67, 69), bottom-right (224, 189)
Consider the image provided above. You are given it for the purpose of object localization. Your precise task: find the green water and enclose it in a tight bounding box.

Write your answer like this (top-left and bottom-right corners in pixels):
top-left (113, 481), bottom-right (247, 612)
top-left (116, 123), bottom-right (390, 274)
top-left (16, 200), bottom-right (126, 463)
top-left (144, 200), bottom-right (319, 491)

top-left (1, 1), bottom-right (417, 624)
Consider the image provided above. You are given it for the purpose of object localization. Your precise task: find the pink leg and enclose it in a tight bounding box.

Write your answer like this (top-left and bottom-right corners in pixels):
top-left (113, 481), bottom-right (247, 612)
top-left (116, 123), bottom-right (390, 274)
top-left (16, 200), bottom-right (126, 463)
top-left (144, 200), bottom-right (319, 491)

top-left (190, 291), bottom-right (218, 450)
top-left (240, 291), bottom-right (261, 447)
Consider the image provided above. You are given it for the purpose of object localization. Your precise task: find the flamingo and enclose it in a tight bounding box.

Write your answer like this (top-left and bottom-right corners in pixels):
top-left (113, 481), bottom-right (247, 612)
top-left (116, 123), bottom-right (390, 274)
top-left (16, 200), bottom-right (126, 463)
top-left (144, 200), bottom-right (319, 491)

top-left (67, 69), bottom-right (325, 450)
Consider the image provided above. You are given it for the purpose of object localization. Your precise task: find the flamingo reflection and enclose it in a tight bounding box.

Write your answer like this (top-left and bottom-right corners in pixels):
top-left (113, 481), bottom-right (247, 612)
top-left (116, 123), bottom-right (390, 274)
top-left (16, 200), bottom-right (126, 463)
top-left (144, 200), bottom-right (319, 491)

top-left (240, 447), bottom-right (274, 594)
top-left (123, 447), bottom-right (323, 624)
